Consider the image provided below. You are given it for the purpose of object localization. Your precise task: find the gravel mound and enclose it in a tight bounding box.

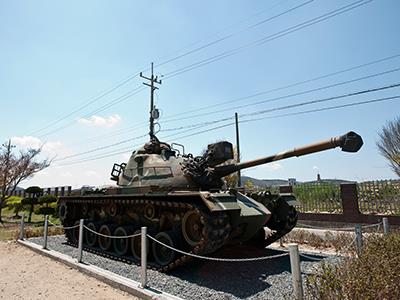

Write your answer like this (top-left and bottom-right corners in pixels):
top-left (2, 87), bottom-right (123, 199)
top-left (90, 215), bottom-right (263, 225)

top-left (28, 236), bottom-right (333, 300)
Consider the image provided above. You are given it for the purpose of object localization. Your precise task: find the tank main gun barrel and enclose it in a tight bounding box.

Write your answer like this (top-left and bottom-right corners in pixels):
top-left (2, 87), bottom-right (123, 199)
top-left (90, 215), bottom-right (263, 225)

top-left (213, 131), bottom-right (363, 178)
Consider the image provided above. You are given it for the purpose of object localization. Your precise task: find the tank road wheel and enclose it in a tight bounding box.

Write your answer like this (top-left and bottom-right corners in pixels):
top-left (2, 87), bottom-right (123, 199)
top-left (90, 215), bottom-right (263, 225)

top-left (107, 203), bottom-right (118, 217)
top-left (85, 222), bottom-right (98, 247)
top-left (182, 210), bottom-right (204, 247)
top-left (59, 203), bottom-right (76, 223)
top-left (144, 204), bottom-right (156, 220)
top-left (59, 203), bottom-right (68, 222)
top-left (131, 229), bottom-right (149, 260)
top-left (113, 227), bottom-right (130, 256)
top-left (98, 224), bottom-right (113, 251)
top-left (152, 231), bottom-right (177, 266)
top-left (81, 204), bottom-right (89, 218)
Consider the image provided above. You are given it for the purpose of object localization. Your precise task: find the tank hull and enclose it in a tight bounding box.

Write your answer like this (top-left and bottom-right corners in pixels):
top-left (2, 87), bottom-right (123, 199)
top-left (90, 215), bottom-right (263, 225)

top-left (59, 188), bottom-right (297, 271)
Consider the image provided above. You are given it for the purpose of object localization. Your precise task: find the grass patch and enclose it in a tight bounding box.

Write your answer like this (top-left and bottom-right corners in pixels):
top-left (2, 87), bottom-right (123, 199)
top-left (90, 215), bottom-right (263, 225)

top-left (0, 206), bottom-right (61, 241)
top-left (305, 233), bottom-right (400, 299)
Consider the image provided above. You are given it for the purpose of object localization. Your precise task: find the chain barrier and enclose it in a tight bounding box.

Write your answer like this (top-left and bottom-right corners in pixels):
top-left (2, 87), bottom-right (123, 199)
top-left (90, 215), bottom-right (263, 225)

top-left (83, 225), bottom-right (141, 239)
top-left (147, 235), bottom-right (289, 262)
top-left (299, 252), bottom-right (325, 261)
top-left (296, 222), bottom-right (382, 231)
top-left (48, 219), bottom-right (80, 230)
top-left (361, 222), bottom-right (383, 229)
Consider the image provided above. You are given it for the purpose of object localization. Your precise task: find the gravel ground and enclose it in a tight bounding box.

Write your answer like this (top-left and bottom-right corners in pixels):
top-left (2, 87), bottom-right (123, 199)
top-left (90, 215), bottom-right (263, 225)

top-left (28, 236), bottom-right (335, 300)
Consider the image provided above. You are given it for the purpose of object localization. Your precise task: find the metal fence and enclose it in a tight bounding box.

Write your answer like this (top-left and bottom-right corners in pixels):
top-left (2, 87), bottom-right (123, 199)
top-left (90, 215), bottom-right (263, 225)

top-left (357, 180), bottom-right (400, 215)
top-left (2, 186), bottom-right (72, 197)
top-left (292, 183), bottom-right (342, 213)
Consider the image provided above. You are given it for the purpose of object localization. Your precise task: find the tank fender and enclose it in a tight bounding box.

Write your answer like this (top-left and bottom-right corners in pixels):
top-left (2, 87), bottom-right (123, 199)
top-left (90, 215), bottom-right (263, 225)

top-left (199, 192), bottom-right (241, 212)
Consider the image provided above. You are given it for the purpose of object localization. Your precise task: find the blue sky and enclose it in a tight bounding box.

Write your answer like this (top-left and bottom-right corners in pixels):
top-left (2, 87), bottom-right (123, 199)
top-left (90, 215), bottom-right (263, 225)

top-left (1, 0), bottom-right (399, 188)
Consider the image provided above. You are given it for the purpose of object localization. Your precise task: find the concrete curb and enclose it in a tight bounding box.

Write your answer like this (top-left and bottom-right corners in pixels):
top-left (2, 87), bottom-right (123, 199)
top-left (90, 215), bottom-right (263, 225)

top-left (17, 239), bottom-right (184, 300)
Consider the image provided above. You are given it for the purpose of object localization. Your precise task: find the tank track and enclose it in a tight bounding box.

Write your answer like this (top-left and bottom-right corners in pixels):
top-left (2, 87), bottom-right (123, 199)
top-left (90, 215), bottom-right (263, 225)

top-left (60, 196), bottom-right (297, 271)
top-left (60, 197), bottom-right (231, 272)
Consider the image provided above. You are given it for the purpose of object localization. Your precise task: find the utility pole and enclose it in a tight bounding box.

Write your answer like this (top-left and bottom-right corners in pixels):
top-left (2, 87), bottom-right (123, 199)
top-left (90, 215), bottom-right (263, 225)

top-left (140, 63), bottom-right (162, 140)
top-left (235, 112), bottom-right (241, 187)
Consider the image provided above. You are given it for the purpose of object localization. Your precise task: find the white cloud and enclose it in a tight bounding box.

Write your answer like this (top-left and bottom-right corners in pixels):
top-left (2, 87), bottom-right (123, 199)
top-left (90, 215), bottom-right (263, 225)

top-left (11, 136), bottom-right (42, 149)
top-left (78, 114), bottom-right (121, 128)
top-left (313, 166), bottom-right (319, 170)
top-left (260, 162), bottom-right (282, 171)
top-left (11, 136), bottom-right (72, 158)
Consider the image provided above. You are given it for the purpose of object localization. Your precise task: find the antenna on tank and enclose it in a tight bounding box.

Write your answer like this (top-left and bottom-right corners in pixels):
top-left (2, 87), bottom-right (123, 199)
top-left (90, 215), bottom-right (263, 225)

top-left (140, 62), bottom-right (162, 141)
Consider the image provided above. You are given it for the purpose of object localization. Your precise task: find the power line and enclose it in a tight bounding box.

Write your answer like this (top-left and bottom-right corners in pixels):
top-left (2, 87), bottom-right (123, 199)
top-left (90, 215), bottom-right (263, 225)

top-left (27, 0), bottom-right (304, 138)
top-left (28, 73), bottom-right (143, 136)
top-left (241, 82), bottom-right (400, 118)
top-left (56, 117), bottom-right (234, 161)
top-left (240, 95), bottom-right (400, 123)
top-left (55, 94), bottom-right (399, 166)
top-left (38, 86), bottom-right (146, 138)
top-left (154, 0), bottom-right (313, 69)
top-left (53, 122), bottom-right (228, 166)
top-left (162, 66), bottom-right (400, 123)
top-left (61, 53), bottom-right (400, 148)
top-left (162, 0), bottom-right (373, 79)
top-left (29, 1), bottom-right (374, 146)
top-left (161, 53), bottom-right (400, 120)
top-left (54, 81), bottom-right (399, 163)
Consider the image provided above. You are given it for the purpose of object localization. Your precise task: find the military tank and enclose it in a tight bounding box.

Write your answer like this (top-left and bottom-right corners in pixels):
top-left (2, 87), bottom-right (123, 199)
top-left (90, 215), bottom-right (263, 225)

top-left (58, 70), bottom-right (363, 271)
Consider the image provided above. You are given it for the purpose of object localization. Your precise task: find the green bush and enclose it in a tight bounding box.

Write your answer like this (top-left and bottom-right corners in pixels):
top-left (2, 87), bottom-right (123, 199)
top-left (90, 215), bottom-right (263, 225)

top-left (38, 194), bottom-right (57, 205)
top-left (36, 194), bottom-right (58, 218)
top-left (24, 186), bottom-right (43, 195)
top-left (306, 233), bottom-right (400, 299)
top-left (6, 196), bottom-right (24, 217)
top-left (21, 197), bottom-right (39, 206)
top-left (35, 206), bottom-right (55, 216)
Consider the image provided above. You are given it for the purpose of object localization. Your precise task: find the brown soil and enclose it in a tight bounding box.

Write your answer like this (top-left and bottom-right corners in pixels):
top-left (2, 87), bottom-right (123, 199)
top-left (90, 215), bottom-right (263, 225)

top-left (0, 241), bottom-right (139, 300)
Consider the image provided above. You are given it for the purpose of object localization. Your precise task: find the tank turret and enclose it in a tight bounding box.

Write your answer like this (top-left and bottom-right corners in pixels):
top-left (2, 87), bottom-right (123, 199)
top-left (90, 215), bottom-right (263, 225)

top-left (111, 131), bottom-right (362, 191)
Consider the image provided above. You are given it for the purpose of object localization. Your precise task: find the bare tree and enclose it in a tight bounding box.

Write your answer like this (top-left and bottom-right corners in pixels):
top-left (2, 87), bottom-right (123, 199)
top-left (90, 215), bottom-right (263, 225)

top-left (0, 140), bottom-right (50, 222)
top-left (377, 117), bottom-right (400, 177)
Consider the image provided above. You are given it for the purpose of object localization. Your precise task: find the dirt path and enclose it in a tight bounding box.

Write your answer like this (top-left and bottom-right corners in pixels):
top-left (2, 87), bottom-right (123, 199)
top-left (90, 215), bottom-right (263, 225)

top-left (0, 241), bottom-right (139, 300)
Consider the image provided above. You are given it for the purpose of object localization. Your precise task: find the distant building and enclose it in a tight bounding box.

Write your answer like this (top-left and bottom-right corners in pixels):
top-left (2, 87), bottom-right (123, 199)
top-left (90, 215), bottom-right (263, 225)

top-left (317, 173), bottom-right (321, 183)
top-left (288, 178), bottom-right (297, 186)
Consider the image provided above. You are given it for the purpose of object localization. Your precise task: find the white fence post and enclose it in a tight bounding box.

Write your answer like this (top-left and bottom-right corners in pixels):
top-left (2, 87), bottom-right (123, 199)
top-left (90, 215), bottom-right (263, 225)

top-left (43, 215), bottom-right (49, 249)
top-left (19, 213), bottom-right (25, 240)
top-left (289, 243), bottom-right (304, 300)
top-left (355, 224), bottom-right (363, 254)
top-left (77, 219), bottom-right (84, 263)
top-left (140, 226), bottom-right (147, 289)
top-left (382, 217), bottom-right (390, 235)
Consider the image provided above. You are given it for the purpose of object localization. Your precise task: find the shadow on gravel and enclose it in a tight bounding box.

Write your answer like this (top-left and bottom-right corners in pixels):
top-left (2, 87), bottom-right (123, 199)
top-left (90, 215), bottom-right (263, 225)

top-left (167, 245), bottom-right (293, 299)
